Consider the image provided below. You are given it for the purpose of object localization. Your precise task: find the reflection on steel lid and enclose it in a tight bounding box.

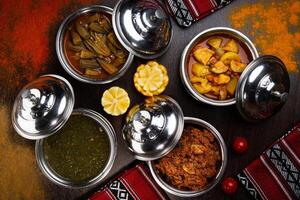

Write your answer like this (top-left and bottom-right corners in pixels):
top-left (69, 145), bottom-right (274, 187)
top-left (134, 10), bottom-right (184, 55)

top-left (11, 74), bottom-right (75, 140)
top-left (113, 0), bottom-right (172, 59)
top-left (122, 96), bottom-right (184, 161)
top-left (236, 55), bottom-right (290, 122)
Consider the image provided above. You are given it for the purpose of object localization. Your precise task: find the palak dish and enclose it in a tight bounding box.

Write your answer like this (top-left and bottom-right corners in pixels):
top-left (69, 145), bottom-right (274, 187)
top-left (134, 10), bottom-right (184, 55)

top-left (155, 126), bottom-right (221, 191)
top-left (64, 11), bottom-right (128, 79)
top-left (43, 114), bottom-right (110, 182)
top-left (188, 35), bottom-right (251, 100)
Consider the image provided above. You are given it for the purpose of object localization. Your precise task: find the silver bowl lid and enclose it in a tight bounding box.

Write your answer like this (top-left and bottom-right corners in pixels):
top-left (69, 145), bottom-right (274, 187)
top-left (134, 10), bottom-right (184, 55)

top-left (12, 74), bottom-right (75, 140)
top-left (112, 0), bottom-right (172, 59)
top-left (122, 96), bottom-right (184, 161)
top-left (236, 55), bottom-right (290, 122)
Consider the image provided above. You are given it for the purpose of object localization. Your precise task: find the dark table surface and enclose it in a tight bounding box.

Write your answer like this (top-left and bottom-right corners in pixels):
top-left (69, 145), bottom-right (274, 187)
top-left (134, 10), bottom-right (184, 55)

top-left (0, 0), bottom-right (299, 199)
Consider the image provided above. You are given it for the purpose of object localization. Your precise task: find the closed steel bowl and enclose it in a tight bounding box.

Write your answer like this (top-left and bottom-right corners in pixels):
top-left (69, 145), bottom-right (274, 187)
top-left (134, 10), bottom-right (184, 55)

top-left (35, 108), bottom-right (117, 188)
top-left (56, 5), bottom-right (134, 84)
top-left (148, 117), bottom-right (227, 197)
top-left (180, 27), bottom-right (259, 106)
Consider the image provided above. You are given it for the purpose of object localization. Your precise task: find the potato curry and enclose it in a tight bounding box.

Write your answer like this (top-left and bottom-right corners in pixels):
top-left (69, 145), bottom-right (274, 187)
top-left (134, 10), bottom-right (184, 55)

top-left (188, 35), bottom-right (252, 100)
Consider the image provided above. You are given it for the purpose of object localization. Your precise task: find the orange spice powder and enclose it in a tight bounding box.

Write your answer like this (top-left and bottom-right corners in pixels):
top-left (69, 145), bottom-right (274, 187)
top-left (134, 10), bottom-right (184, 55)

top-left (0, 0), bottom-right (98, 104)
top-left (229, 1), bottom-right (300, 72)
top-left (0, 1), bottom-right (98, 199)
top-left (0, 105), bottom-right (45, 199)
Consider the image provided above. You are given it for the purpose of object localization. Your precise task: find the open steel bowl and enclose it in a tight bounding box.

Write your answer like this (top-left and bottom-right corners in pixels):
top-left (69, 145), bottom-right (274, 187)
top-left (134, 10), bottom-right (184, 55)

top-left (35, 108), bottom-right (117, 188)
top-left (148, 117), bottom-right (227, 197)
top-left (180, 27), bottom-right (259, 106)
top-left (56, 5), bottom-right (134, 84)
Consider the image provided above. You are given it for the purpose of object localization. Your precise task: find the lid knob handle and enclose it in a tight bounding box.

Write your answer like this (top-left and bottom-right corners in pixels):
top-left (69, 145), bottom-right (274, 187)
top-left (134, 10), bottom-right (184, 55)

top-left (19, 88), bottom-right (55, 120)
top-left (133, 6), bottom-right (165, 38)
top-left (141, 8), bottom-right (164, 28)
top-left (22, 89), bottom-right (41, 109)
top-left (133, 110), bottom-right (151, 128)
top-left (127, 105), bottom-right (165, 143)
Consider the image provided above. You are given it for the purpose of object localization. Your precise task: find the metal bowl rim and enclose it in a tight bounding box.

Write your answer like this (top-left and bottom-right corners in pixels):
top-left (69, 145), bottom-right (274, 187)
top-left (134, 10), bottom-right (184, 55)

top-left (180, 27), bottom-right (259, 106)
top-left (148, 117), bottom-right (227, 197)
top-left (35, 108), bottom-right (117, 189)
top-left (56, 5), bottom-right (134, 84)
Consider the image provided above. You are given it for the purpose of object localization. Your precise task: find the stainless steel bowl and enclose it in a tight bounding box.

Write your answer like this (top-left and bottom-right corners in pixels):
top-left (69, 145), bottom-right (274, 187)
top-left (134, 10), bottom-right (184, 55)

top-left (56, 5), bottom-right (134, 84)
top-left (180, 27), bottom-right (259, 106)
top-left (148, 117), bottom-right (227, 197)
top-left (35, 108), bottom-right (117, 188)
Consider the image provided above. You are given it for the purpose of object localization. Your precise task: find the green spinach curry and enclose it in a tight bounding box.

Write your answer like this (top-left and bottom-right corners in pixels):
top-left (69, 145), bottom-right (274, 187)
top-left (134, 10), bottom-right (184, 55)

top-left (43, 114), bottom-right (110, 182)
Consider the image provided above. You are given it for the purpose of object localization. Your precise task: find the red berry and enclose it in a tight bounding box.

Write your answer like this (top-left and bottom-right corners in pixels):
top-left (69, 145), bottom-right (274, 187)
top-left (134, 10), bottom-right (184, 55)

top-left (232, 136), bottom-right (248, 154)
top-left (221, 177), bottom-right (238, 194)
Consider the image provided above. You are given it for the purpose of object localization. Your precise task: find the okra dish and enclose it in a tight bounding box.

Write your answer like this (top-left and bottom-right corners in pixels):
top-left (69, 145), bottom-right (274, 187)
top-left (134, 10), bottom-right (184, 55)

top-left (188, 35), bottom-right (252, 100)
top-left (64, 12), bottom-right (128, 79)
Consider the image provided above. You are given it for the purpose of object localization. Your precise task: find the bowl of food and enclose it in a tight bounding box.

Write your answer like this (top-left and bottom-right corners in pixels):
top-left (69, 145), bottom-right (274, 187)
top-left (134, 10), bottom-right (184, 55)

top-left (35, 108), bottom-right (117, 188)
top-left (180, 27), bottom-right (259, 106)
top-left (148, 117), bottom-right (227, 197)
top-left (12, 75), bottom-right (117, 188)
top-left (56, 5), bottom-right (134, 84)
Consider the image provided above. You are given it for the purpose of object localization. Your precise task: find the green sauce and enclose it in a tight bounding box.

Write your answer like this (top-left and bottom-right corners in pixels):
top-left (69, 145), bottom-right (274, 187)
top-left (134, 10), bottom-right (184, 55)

top-left (43, 114), bottom-right (110, 182)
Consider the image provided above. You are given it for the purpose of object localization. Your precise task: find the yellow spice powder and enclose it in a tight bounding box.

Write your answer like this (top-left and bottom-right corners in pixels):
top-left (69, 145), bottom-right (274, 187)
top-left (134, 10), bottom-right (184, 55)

top-left (0, 105), bottom-right (45, 200)
top-left (229, 1), bottom-right (300, 72)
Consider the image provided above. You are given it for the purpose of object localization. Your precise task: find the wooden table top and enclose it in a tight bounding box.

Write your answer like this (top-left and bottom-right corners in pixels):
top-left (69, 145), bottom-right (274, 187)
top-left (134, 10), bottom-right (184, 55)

top-left (0, 0), bottom-right (299, 199)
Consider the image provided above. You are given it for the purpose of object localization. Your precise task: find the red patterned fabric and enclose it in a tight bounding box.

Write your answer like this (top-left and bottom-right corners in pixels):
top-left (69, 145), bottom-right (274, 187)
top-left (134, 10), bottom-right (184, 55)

top-left (88, 163), bottom-right (168, 200)
top-left (238, 124), bottom-right (300, 200)
top-left (164, 0), bottom-right (234, 28)
top-left (183, 0), bottom-right (216, 20)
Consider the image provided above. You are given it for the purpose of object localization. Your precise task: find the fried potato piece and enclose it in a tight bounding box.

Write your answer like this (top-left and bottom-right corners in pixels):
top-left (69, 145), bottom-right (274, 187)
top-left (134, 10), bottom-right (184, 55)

top-left (230, 60), bottom-right (246, 73)
top-left (191, 63), bottom-right (210, 77)
top-left (211, 86), bottom-right (220, 95)
top-left (215, 48), bottom-right (225, 57)
top-left (193, 47), bottom-right (215, 65)
top-left (208, 56), bottom-right (218, 65)
top-left (226, 76), bottom-right (238, 96)
top-left (207, 37), bottom-right (223, 49)
top-left (214, 74), bottom-right (231, 85)
top-left (206, 74), bottom-right (215, 82)
top-left (223, 39), bottom-right (239, 53)
top-left (210, 61), bottom-right (229, 74)
top-left (193, 82), bottom-right (212, 94)
top-left (220, 52), bottom-right (241, 65)
top-left (190, 76), bottom-right (208, 84)
top-left (219, 87), bottom-right (228, 100)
